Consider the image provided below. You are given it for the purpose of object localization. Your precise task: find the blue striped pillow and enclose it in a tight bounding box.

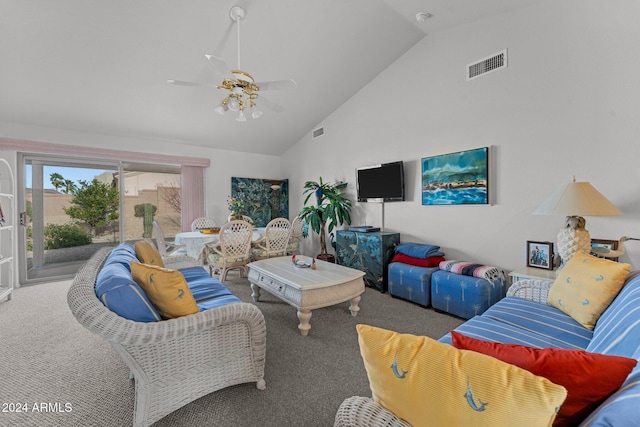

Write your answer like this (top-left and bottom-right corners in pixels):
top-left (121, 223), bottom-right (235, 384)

top-left (95, 247), bottom-right (161, 322)
top-left (587, 273), bottom-right (640, 357)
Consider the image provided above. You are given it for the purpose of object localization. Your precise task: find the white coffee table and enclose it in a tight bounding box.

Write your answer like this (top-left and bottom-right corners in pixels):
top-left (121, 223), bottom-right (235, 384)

top-left (247, 256), bottom-right (365, 336)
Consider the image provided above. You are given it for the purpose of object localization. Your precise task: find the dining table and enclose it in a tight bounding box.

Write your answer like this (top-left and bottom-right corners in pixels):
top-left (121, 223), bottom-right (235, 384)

top-left (175, 228), bottom-right (266, 263)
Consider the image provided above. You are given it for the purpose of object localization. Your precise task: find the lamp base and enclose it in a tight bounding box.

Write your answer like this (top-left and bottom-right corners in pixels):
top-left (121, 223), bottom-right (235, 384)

top-left (557, 216), bottom-right (592, 270)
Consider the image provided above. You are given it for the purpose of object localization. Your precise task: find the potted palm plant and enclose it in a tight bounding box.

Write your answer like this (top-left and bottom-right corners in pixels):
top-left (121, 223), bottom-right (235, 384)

top-left (298, 177), bottom-right (352, 262)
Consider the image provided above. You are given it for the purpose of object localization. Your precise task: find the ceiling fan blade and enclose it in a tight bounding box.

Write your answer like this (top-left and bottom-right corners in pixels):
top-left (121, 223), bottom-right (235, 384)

top-left (167, 79), bottom-right (218, 89)
top-left (255, 79), bottom-right (297, 91)
top-left (256, 95), bottom-right (285, 113)
top-left (205, 54), bottom-right (235, 80)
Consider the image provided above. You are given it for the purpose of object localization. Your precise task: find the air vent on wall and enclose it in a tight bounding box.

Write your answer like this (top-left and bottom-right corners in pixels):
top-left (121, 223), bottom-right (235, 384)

top-left (312, 127), bottom-right (325, 139)
top-left (467, 49), bottom-right (507, 81)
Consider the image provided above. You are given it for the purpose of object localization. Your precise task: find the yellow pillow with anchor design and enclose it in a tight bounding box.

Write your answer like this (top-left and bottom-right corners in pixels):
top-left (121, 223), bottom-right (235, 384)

top-left (131, 261), bottom-right (199, 319)
top-left (134, 240), bottom-right (164, 267)
top-left (548, 252), bottom-right (630, 330)
top-left (356, 324), bottom-right (567, 427)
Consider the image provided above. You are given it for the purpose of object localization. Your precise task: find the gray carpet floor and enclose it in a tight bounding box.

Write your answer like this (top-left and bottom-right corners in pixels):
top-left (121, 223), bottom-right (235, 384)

top-left (0, 275), bottom-right (464, 426)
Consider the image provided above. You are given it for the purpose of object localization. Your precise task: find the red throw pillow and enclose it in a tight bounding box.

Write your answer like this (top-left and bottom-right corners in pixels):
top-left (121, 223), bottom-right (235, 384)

top-left (451, 331), bottom-right (637, 427)
top-left (391, 253), bottom-right (444, 268)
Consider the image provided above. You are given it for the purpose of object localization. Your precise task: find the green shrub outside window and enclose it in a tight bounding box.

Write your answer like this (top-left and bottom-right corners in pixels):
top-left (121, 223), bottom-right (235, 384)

top-left (44, 224), bottom-right (92, 250)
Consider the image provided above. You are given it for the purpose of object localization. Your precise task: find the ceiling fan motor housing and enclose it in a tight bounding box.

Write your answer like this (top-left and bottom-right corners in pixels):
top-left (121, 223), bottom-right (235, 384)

top-left (168, 4), bottom-right (293, 119)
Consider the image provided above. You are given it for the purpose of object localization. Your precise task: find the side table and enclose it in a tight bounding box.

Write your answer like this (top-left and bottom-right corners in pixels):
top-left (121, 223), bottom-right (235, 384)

top-left (335, 230), bottom-right (400, 293)
top-left (508, 267), bottom-right (557, 286)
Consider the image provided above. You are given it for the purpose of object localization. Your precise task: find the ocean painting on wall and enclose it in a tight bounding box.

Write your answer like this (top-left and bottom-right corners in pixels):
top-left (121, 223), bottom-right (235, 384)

top-left (421, 147), bottom-right (489, 205)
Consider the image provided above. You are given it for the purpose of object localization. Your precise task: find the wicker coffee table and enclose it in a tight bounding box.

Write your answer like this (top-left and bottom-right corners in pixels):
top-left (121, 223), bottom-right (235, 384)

top-left (247, 256), bottom-right (365, 336)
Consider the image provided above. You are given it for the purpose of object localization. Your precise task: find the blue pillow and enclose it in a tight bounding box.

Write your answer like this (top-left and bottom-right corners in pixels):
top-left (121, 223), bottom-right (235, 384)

top-left (581, 368), bottom-right (640, 426)
top-left (95, 259), bottom-right (160, 322)
top-left (396, 242), bottom-right (445, 259)
top-left (106, 243), bottom-right (137, 259)
top-left (103, 244), bottom-right (138, 271)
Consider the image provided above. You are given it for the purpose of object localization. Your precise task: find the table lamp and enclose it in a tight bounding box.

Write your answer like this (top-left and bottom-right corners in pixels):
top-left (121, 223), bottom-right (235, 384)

top-left (532, 178), bottom-right (622, 269)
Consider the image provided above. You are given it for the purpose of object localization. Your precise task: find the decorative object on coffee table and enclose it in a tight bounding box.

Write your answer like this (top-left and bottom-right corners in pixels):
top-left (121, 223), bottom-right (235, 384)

top-left (532, 177), bottom-right (622, 270)
top-left (298, 177), bottom-right (352, 263)
top-left (291, 254), bottom-right (312, 268)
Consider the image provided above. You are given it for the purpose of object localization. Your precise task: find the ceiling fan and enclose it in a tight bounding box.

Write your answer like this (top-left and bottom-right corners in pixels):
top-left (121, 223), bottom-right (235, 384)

top-left (168, 5), bottom-right (296, 121)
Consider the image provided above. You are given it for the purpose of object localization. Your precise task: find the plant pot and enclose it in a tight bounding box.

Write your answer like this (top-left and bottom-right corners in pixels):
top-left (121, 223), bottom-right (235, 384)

top-left (316, 253), bottom-right (335, 263)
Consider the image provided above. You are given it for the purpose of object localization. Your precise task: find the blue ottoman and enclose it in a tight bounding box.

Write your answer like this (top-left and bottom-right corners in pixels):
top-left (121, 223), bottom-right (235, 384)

top-left (431, 270), bottom-right (507, 319)
top-left (388, 262), bottom-right (439, 307)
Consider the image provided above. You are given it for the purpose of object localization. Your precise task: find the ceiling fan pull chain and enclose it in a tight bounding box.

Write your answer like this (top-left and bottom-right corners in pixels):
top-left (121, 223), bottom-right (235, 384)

top-left (236, 10), bottom-right (241, 70)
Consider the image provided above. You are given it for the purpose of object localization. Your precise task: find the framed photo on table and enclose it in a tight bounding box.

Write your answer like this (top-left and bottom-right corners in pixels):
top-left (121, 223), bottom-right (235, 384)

top-left (591, 238), bottom-right (619, 262)
top-left (527, 240), bottom-right (554, 270)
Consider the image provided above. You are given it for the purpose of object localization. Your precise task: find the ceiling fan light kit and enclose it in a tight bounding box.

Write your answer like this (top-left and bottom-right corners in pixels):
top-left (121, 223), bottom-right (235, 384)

top-left (168, 5), bottom-right (295, 122)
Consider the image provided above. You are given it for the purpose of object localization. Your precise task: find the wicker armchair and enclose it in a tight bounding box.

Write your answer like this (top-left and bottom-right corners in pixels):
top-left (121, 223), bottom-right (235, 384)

top-left (152, 220), bottom-right (188, 257)
top-left (506, 278), bottom-right (553, 303)
top-left (191, 216), bottom-right (217, 231)
top-left (206, 220), bottom-right (254, 281)
top-left (251, 217), bottom-right (291, 260)
top-left (333, 279), bottom-right (553, 427)
top-left (67, 247), bottom-right (267, 427)
top-left (334, 396), bottom-right (411, 427)
top-left (286, 215), bottom-right (305, 254)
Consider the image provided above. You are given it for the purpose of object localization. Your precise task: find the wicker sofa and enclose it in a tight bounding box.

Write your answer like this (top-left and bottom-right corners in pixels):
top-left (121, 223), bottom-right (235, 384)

top-left (67, 246), bottom-right (267, 427)
top-left (335, 271), bottom-right (640, 427)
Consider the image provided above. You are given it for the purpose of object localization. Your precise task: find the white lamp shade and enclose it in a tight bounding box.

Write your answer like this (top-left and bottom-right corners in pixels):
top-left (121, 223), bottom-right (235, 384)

top-left (532, 181), bottom-right (622, 217)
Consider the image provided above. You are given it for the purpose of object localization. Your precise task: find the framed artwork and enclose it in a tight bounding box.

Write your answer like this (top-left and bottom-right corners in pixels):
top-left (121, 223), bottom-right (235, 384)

top-left (591, 238), bottom-right (619, 261)
top-left (231, 177), bottom-right (289, 227)
top-left (421, 147), bottom-right (489, 205)
top-left (527, 240), bottom-right (554, 270)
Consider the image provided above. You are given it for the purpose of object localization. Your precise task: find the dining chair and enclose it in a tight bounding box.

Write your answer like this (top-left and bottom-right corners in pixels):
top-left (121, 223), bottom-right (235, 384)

top-left (191, 217), bottom-right (217, 231)
top-left (251, 217), bottom-right (291, 260)
top-left (286, 215), bottom-right (306, 255)
top-left (227, 214), bottom-right (254, 224)
top-left (206, 220), bottom-right (254, 281)
top-left (152, 221), bottom-right (188, 258)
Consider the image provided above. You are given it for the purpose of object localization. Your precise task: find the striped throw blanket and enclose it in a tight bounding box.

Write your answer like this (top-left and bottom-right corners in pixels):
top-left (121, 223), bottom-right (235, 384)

top-left (438, 260), bottom-right (506, 285)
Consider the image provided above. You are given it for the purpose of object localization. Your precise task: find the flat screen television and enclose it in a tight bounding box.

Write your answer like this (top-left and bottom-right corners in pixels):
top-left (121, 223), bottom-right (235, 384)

top-left (356, 161), bottom-right (405, 202)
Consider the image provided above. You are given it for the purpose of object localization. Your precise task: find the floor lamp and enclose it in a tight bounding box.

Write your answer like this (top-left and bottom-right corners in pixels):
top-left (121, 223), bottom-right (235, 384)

top-left (532, 178), bottom-right (622, 270)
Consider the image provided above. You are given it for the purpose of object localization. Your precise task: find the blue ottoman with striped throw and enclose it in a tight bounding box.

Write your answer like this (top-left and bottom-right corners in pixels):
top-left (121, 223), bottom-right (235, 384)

top-left (431, 267), bottom-right (508, 319)
top-left (388, 262), bottom-right (439, 307)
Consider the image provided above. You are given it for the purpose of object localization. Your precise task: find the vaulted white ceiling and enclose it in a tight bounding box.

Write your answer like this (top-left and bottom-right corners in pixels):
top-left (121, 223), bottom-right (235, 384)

top-left (0, 0), bottom-right (542, 155)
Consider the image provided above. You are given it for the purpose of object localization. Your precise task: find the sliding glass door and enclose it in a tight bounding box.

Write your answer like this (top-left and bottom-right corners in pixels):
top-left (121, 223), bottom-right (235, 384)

top-left (19, 156), bottom-right (119, 284)
top-left (18, 154), bottom-right (182, 285)
top-left (120, 162), bottom-right (182, 248)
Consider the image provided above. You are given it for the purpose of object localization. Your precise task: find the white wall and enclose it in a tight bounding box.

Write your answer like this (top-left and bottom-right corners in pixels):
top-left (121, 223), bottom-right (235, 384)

top-left (3, 0), bottom-right (639, 273)
top-left (282, 0), bottom-right (640, 271)
top-left (0, 121), bottom-right (283, 227)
